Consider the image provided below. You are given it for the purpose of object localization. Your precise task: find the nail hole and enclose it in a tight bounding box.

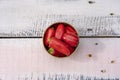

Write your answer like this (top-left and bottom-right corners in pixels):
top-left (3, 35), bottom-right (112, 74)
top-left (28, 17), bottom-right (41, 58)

top-left (110, 13), bottom-right (114, 15)
top-left (95, 43), bottom-right (98, 45)
top-left (101, 69), bottom-right (106, 73)
top-left (111, 60), bottom-right (115, 63)
top-left (87, 28), bottom-right (93, 31)
top-left (88, 1), bottom-right (95, 4)
top-left (88, 54), bottom-right (92, 57)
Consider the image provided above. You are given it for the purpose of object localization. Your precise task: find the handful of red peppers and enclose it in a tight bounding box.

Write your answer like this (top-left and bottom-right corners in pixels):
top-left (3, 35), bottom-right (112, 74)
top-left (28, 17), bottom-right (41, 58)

top-left (43, 23), bottom-right (79, 57)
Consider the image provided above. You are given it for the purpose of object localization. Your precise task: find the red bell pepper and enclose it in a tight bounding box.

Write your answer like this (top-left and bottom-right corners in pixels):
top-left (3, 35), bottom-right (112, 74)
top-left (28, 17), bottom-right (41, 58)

top-left (62, 33), bottom-right (79, 47)
top-left (55, 24), bottom-right (65, 39)
top-left (44, 27), bottom-right (55, 46)
top-left (48, 48), bottom-right (66, 57)
top-left (64, 43), bottom-right (74, 53)
top-left (65, 26), bottom-right (77, 36)
top-left (49, 37), bottom-right (70, 56)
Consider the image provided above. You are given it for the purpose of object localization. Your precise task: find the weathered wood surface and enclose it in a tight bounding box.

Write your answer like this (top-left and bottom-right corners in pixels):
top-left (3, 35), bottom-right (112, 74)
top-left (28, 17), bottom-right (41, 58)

top-left (0, 0), bottom-right (120, 38)
top-left (0, 73), bottom-right (119, 80)
top-left (0, 15), bottom-right (120, 37)
top-left (0, 0), bottom-right (120, 79)
top-left (0, 38), bottom-right (120, 77)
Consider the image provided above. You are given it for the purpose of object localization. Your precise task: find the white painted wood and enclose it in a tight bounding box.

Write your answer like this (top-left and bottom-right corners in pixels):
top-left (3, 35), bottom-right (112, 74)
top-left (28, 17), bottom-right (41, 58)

top-left (0, 38), bottom-right (120, 78)
top-left (0, 0), bottom-right (120, 79)
top-left (0, 0), bottom-right (120, 37)
top-left (1, 15), bottom-right (120, 37)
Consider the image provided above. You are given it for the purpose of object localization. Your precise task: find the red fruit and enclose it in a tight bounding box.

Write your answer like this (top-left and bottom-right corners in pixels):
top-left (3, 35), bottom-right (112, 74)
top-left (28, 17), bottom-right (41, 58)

top-left (49, 37), bottom-right (70, 56)
top-left (68, 46), bottom-right (74, 53)
top-left (64, 43), bottom-right (74, 53)
top-left (44, 27), bottom-right (55, 46)
top-left (62, 33), bottom-right (79, 47)
top-left (55, 24), bottom-right (65, 39)
top-left (65, 26), bottom-right (77, 36)
top-left (48, 48), bottom-right (66, 57)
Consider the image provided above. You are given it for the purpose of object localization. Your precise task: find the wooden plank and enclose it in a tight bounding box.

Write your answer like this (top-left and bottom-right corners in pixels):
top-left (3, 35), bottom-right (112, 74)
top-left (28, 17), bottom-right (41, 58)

top-left (0, 15), bottom-right (120, 38)
top-left (0, 73), bottom-right (119, 80)
top-left (0, 38), bottom-right (120, 77)
top-left (0, 0), bottom-right (120, 38)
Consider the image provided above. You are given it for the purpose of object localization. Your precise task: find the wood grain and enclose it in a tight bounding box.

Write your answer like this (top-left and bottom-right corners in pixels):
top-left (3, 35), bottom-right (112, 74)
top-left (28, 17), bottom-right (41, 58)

top-left (0, 15), bottom-right (120, 38)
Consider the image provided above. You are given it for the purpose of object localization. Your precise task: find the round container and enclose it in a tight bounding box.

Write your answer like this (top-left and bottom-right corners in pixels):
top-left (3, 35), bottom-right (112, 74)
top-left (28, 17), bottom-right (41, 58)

top-left (43, 22), bottom-right (79, 58)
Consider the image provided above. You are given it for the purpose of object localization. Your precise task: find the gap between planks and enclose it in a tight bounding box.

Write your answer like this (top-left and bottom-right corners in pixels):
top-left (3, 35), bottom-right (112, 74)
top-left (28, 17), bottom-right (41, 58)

top-left (0, 36), bottom-right (120, 39)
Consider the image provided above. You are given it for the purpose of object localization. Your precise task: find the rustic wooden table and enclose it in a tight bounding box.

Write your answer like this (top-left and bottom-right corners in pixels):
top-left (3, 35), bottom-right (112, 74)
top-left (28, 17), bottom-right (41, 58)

top-left (0, 0), bottom-right (120, 79)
